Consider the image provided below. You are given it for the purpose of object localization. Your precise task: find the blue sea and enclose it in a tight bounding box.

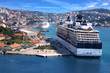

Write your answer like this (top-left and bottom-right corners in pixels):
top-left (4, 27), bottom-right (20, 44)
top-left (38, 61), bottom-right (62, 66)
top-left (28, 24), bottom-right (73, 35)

top-left (0, 25), bottom-right (110, 73)
top-left (34, 24), bottom-right (57, 39)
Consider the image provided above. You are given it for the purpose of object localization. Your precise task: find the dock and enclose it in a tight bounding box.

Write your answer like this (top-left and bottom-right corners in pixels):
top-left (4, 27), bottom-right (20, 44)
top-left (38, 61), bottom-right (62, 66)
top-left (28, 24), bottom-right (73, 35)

top-left (0, 40), bottom-right (73, 57)
top-left (0, 25), bottom-right (73, 57)
top-left (6, 51), bottom-right (72, 57)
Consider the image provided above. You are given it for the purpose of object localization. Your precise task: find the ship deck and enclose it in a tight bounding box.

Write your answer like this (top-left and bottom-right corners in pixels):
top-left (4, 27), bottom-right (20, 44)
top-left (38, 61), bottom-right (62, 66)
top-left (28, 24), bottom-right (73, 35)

top-left (58, 25), bottom-right (99, 33)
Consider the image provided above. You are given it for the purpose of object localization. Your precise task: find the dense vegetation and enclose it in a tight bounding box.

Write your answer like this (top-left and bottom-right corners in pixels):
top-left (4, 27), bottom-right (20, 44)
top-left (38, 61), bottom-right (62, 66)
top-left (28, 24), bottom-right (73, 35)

top-left (90, 17), bottom-right (110, 24)
top-left (89, 8), bottom-right (110, 14)
top-left (0, 26), bottom-right (15, 37)
top-left (14, 46), bottom-right (30, 51)
top-left (0, 26), bottom-right (31, 45)
top-left (1, 38), bottom-right (31, 45)
top-left (33, 46), bottom-right (55, 50)
top-left (78, 8), bottom-right (110, 24)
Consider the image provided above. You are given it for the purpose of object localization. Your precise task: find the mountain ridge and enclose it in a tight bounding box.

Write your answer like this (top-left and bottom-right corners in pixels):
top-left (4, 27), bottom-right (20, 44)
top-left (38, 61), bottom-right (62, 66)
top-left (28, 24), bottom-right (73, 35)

top-left (0, 7), bottom-right (110, 26)
top-left (1, 7), bottom-right (110, 14)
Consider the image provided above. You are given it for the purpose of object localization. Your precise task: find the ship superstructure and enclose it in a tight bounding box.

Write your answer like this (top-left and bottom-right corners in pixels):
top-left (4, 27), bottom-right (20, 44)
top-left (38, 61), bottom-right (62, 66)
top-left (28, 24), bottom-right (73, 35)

top-left (56, 14), bottom-right (102, 57)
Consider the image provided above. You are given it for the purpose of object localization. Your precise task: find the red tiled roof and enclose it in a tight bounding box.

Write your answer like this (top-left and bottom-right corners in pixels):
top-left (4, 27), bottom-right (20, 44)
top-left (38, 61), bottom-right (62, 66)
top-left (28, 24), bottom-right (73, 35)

top-left (0, 34), bottom-right (5, 37)
top-left (0, 19), bottom-right (3, 21)
top-left (20, 31), bottom-right (25, 33)
top-left (23, 35), bottom-right (27, 37)
top-left (5, 23), bottom-right (13, 25)
top-left (33, 41), bottom-right (40, 44)
top-left (6, 37), bottom-right (11, 40)
top-left (14, 34), bottom-right (27, 37)
top-left (10, 43), bottom-right (21, 48)
top-left (14, 34), bottom-right (23, 36)
top-left (0, 44), bottom-right (6, 47)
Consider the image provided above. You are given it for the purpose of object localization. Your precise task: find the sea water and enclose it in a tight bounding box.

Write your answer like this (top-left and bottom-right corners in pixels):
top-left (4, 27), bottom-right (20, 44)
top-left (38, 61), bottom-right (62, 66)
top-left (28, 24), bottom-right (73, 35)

top-left (0, 25), bottom-right (110, 73)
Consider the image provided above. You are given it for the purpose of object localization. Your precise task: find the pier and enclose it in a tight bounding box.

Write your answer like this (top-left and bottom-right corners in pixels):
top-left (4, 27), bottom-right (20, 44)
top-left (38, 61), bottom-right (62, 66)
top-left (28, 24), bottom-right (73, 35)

top-left (0, 25), bottom-right (73, 57)
top-left (0, 40), bottom-right (73, 57)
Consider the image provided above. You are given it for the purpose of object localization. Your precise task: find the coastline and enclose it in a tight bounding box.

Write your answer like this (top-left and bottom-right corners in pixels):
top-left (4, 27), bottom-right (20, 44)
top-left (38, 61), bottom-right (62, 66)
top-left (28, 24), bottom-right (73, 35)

top-left (3, 51), bottom-right (72, 57)
top-left (0, 48), bottom-right (72, 58)
top-left (0, 25), bottom-right (106, 58)
top-left (0, 40), bottom-right (72, 57)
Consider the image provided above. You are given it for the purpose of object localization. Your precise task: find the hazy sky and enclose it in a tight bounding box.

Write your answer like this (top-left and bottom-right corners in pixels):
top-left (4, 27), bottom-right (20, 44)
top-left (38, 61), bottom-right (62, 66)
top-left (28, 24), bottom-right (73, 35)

top-left (0, 0), bottom-right (110, 13)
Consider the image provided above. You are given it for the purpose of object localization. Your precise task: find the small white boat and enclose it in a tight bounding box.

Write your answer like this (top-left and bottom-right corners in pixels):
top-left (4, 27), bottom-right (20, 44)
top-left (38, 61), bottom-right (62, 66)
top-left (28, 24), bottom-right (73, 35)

top-left (42, 22), bottom-right (50, 28)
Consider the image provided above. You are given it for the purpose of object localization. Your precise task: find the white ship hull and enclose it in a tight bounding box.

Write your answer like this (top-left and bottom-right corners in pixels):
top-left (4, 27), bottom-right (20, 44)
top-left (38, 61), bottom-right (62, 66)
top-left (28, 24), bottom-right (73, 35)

top-left (57, 37), bottom-right (102, 57)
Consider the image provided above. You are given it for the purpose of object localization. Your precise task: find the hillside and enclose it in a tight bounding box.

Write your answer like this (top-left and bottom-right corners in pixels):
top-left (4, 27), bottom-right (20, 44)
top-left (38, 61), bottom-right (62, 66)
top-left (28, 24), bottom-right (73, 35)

top-left (88, 8), bottom-right (110, 14)
top-left (0, 7), bottom-right (110, 26)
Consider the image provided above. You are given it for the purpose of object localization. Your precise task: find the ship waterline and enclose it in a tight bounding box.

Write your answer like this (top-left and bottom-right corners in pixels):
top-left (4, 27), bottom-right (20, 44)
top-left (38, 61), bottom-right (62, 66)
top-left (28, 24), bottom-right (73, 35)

top-left (58, 36), bottom-right (102, 56)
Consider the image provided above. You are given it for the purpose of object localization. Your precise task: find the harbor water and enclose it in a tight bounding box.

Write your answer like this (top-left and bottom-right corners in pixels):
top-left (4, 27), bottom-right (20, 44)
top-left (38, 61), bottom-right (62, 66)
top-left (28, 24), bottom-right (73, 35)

top-left (34, 24), bottom-right (57, 39)
top-left (0, 25), bottom-right (110, 73)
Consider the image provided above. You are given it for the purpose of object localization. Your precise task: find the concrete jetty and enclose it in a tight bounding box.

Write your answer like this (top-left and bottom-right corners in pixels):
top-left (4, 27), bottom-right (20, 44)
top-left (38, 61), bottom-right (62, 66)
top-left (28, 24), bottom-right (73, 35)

top-left (6, 51), bottom-right (72, 57)
top-left (0, 41), bottom-right (73, 57)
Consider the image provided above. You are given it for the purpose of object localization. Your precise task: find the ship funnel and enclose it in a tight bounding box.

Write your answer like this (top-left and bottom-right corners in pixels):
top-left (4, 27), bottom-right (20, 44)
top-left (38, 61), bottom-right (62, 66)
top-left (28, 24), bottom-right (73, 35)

top-left (66, 16), bottom-right (71, 21)
top-left (76, 14), bottom-right (83, 19)
top-left (76, 14), bottom-right (83, 23)
top-left (65, 16), bottom-right (73, 24)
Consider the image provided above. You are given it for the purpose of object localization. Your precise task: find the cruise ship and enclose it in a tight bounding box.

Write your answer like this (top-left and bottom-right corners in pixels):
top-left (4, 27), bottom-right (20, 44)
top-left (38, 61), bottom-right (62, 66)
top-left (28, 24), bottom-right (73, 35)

top-left (56, 14), bottom-right (102, 57)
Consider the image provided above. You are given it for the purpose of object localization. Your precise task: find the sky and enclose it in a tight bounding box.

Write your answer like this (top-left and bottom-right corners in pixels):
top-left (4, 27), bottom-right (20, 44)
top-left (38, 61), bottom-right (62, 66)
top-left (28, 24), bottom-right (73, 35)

top-left (0, 0), bottom-right (110, 13)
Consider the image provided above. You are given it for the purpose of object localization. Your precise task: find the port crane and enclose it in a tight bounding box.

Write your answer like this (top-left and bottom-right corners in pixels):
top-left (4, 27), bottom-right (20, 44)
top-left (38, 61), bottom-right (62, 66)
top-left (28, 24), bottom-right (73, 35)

top-left (37, 23), bottom-right (42, 39)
